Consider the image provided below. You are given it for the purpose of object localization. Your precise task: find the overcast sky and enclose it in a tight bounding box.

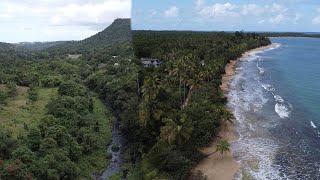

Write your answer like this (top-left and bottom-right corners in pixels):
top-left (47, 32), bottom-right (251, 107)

top-left (133, 0), bottom-right (320, 32)
top-left (0, 0), bottom-right (131, 43)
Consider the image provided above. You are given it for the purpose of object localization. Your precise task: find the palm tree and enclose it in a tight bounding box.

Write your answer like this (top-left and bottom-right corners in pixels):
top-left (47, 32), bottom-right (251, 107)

top-left (205, 140), bottom-right (230, 157)
top-left (141, 75), bottom-right (161, 101)
top-left (183, 72), bottom-right (203, 108)
top-left (216, 140), bottom-right (230, 154)
top-left (139, 75), bottom-right (164, 127)
top-left (160, 114), bottom-right (193, 145)
top-left (220, 108), bottom-right (234, 125)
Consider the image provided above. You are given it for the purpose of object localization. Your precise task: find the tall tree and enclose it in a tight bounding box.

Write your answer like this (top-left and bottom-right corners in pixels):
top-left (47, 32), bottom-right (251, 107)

top-left (160, 114), bottom-right (193, 145)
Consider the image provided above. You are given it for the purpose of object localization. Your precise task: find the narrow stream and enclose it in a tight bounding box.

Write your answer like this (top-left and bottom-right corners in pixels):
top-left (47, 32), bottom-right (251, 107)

top-left (98, 122), bottom-right (126, 180)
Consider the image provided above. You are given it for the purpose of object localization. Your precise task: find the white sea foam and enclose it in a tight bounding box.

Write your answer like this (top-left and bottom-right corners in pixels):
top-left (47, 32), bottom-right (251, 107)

top-left (257, 66), bottom-right (265, 75)
top-left (254, 77), bottom-right (260, 83)
top-left (273, 94), bottom-right (293, 119)
top-left (244, 54), bottom-right (260, 62)
top-left (262, 43), bottom-right (282, 52)
top-left (311, 121), bottom-right (317, 128)
top-left (261, 83), bottom-right (275, 92)
top-left (233, 138), bottom-right (283, 180)
top-left (228, 43), bottom-right (287, 179)
top-left (275, 103), bottom-right (290, 119)
top-left (274, 95), bottom-right (284, 103)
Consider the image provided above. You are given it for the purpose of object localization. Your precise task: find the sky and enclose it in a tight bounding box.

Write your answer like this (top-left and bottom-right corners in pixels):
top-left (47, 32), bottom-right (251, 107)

top-left (0, 0), bottom-right (131, 43)
top-left (132, 0), bottom-right (320, 32)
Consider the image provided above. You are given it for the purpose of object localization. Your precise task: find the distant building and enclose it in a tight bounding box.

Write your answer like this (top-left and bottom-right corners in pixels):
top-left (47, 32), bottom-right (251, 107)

top-left (67, 54), bottom-right (82, 59)
top-left (141, 58), bottom-right (162, 68)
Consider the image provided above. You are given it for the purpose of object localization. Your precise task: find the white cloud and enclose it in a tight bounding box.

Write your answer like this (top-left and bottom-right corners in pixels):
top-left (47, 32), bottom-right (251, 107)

top-left (312, 16), bottom-right (320, 24)
top-left (241, 4), bottom-right (265, 16)
top-left (312, 8), bottom-right (320, 25)
top-left (164, 6), bottom-right (179, 18)
top-left (0, 0), bottom-right (131, 42)
top-left (271, 3), bottom-right (288, 14)
top-left (195, 0), bottom-right (205, 9)
top-left (292, 13), bottom-right (301, 24)
top-left (199, 3), bottom-right (238, 18)
top-left (149, 9), bottom-right (157, 17)
top-left (50, 0), bottom-right (131, 27)
top-left (269, 14), bottom-right (285, 24)
top-left (195, 2), bottom-right (300, 25)
top-left (269, 13), bottom-right (301, 24)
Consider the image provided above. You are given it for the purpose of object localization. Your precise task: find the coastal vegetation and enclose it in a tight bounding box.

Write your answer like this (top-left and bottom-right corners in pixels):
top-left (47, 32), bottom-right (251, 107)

top-left (119, 30), bottom-right (271, 179)
top-left (0, 18), bottom-right (271, 179)
top-left (257, 32), bottom-right (320, 38)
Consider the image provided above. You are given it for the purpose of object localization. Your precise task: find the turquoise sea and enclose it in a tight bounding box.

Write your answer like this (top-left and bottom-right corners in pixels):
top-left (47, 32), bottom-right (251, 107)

top-left (228, 37), bottom-right (320, 179)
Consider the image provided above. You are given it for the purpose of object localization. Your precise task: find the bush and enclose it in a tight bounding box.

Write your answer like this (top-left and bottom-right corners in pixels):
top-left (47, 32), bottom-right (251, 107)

top-left (105, 152), bottom-right (112, 159)
top-left (58, 81), bottom-right (87, 97)
top-left (109, 172), bottom-right (123, 180)
top-left (27, 88), bottom-right (39, 102)
top-left (0, 90), bottom-right (8, 106)
top-left (111, 144), bottom-right (120, 152)
top-left (41, 76), bottom-right (62, 87)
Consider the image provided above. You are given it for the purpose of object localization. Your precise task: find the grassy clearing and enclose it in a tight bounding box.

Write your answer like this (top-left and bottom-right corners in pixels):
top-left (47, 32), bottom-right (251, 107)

top-left (0, 86), bottom-right (57, 137)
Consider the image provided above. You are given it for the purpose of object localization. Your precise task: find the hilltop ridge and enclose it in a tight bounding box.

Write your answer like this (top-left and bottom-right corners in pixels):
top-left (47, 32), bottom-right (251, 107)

top-left (0, 18), bottom-right (131, 55)
top-left (45, 18), bottom-right (131, 55)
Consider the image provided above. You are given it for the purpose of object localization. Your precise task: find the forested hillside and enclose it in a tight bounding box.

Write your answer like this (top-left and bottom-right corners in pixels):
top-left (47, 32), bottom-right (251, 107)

top-left (0, 42), bottom-right (15, 53)
top-left (0, 19), bottom-right (133, 180)
top-left (14, 41), bottom-right (68, 51)
top-left (45, 18), bottom-right (131, 55)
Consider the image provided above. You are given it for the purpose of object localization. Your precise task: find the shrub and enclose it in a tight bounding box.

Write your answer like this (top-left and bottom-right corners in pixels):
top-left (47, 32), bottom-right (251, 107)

top-left (111, 144), bottom-right (120, 152)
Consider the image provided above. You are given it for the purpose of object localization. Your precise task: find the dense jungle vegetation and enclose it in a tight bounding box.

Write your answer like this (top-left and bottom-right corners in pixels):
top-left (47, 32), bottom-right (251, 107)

top-left (0, 19), bottom-right (133, 180)
top-left (0, 17), bottom-right (271, 179)
top-left (121, 30), bottom-right (271, 179)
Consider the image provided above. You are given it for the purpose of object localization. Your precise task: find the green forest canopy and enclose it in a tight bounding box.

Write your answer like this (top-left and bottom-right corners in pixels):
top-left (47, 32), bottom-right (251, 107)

top-left (0, 20), bottom-right (273, 179)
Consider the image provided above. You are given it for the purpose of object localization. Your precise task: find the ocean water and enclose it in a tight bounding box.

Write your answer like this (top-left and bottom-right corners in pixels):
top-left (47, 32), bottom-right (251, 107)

top-left (228, 37), bottom-right (320, 179)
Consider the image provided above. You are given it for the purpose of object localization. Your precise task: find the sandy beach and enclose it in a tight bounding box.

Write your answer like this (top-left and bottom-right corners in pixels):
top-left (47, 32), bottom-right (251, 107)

top-left (192, 43), bottom-right (276, 180)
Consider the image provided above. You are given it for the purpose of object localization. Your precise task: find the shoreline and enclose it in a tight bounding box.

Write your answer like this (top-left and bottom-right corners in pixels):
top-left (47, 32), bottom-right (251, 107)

top-left (193, 43), bottom-right (276, 180)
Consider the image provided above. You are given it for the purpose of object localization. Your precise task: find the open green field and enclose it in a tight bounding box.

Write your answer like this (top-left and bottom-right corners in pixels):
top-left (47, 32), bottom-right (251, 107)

top-left (0, 86), bottom-right (57, 137)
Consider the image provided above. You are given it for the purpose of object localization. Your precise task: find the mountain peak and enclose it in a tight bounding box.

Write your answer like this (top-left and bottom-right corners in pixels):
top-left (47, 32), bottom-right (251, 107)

top-left (45, 18), bottom-right (131, 54)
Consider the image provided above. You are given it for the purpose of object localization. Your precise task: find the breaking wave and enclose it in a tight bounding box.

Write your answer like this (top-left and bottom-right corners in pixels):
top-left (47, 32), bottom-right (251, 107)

top-left (273, 94), bottom-right (293, 119)
top-left (261, 83), bottom-right (275, 92)
top-left (311, 121), bottom-right (317, 128)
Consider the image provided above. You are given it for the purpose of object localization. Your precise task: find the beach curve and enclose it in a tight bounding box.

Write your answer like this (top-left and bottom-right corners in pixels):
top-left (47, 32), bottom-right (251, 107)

top-left (192, 43), bottom-right (277, 180)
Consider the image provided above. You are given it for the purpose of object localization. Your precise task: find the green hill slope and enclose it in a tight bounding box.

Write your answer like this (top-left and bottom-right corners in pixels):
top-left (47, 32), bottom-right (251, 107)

top-left (46, 18), bottom-right (131, 55)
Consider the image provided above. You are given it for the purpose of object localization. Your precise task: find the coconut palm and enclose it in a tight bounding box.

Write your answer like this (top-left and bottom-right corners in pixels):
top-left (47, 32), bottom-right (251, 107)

top-left (183, 72), bottom-right (203, 108)
top-left (220, 108), bottom-right (234, 125)
top-left (139, 75), bottom-right (164, 127)
top-left (215, 140), bottom-right (230, 154)
top-left (206, 140), bottom-right (230, 157)
top-left (160, 114), bottom-right (193, 145)
top-left (141, 75), bottom-right (161, 101)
